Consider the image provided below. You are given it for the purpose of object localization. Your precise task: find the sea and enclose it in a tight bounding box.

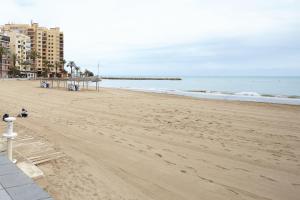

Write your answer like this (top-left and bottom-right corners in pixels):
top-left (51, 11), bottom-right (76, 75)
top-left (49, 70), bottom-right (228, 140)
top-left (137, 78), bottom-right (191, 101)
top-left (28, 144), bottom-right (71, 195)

top-left (99, 76), bottom-right (300, 105)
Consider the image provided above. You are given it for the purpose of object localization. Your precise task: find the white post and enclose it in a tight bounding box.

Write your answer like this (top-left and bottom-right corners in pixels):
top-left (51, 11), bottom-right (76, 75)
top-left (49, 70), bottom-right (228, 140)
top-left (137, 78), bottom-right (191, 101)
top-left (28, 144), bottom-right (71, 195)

top-left (3, 117), bottom-right (17, 163)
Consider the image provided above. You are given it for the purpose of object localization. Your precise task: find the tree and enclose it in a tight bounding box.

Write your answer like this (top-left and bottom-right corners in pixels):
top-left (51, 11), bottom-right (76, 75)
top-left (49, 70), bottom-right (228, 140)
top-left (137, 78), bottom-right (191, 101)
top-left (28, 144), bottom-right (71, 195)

top-left (29, 50), bottom-right (40, 77)
top-left (8, 53), bottom-right (19, 77)
top-left (54, 61), bottom-right (61, 78)
top-left (22, 60), bottom-right (32, 77)
top-left (84, 69), bottom-right (94, 77)
top-left (8, 67), bottom-right (20, 77)
top-left (42, 60), bottom-right (53, 78)
top-left (75, 66), bottom-right (80, 77)
top-left (29, 50), bottom-right (40, 63)
top-left (66, 61), bottom-right (76, 77)
top-left (62, 59), bottom-right (66, 66)
top-left (61, 68), bottom-right (68, 77)
top-left (11, 53), bottom-right (17, 68)
top-left (0, 46), bottom-right (9, 77)
top-left (0, 46), bottom-right (8, 64)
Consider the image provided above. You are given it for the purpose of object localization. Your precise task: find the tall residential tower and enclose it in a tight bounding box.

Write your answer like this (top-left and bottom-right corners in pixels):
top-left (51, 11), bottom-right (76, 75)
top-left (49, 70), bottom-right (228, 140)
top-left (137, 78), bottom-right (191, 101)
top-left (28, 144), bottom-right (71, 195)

top-left (2, 22), bottom-right (64, 77)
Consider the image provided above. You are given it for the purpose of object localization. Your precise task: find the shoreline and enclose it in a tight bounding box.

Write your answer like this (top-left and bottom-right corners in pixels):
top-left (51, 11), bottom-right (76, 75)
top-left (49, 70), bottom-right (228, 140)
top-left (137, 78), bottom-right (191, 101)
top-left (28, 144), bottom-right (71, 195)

top-left (1, 78), bottom-right (300, 106)
top-left (100, 85), bottom-right (300, 106)
top-left (2, 78), bottom-right (300, 105)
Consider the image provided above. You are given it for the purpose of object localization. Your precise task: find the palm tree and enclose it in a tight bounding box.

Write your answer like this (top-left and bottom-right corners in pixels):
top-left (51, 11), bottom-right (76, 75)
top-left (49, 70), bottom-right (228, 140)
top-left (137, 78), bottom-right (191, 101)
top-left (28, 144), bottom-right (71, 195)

top-left (29, 50), bottom-right (40, 63)
top-left (0, 46), bottom-right (9, 78)
top-left (8, 53), bottom-right (20, 77)
top-left (8, 67), bottom-right (20, 77)
top-left (61, 68), bottom-right (68, 77)
top-left (75, 66), bottom-right (80, 77)
top-left (84, 69), bottom-right (94, 77)
top-left (29, 50), bottom-right (40, 77)
top-left (11, 53), bottom-right (17, 68)
top-left (54, 61), bottom-right (61, 78)
top-left (60, 59), bottom-right (66, 77)
top-left (66, 61), bottom-right (76, 78)
top-left (48, 63), bottom-right (54, 77)
top-left (42, 60), bottom-right (53, 78)
top-left (62, 59), bottom-right (66, 66)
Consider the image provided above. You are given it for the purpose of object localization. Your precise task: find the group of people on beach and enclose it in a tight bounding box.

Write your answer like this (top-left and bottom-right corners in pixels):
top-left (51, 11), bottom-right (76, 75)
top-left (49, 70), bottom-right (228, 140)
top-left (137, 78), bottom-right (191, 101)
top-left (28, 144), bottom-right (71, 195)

top-left (2, 108), bottom-right (28, 121)
top-left (41, 81), bottom-right (50, 88)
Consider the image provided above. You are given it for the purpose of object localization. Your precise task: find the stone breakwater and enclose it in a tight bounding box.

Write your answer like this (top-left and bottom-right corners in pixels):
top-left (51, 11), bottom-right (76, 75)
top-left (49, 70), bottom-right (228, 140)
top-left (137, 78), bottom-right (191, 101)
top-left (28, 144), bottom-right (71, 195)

top-left (101, 77), bottom-right (182, 80)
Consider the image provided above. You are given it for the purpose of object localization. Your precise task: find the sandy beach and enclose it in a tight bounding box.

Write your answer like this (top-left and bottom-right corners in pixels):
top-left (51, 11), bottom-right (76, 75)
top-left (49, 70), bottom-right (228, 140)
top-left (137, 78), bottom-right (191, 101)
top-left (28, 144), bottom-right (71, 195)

top-left (0, 80), bottom-right (300, 200)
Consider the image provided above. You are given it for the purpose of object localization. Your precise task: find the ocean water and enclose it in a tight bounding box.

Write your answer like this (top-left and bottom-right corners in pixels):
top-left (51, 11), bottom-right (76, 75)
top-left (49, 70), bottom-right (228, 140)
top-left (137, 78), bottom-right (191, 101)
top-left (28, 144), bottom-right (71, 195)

top-left (99, 76), bottom-right (300, 105)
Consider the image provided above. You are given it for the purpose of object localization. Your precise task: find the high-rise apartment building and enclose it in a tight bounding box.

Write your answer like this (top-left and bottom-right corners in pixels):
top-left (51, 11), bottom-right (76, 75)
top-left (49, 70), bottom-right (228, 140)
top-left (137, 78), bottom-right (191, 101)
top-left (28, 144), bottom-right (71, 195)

top-left (6, 31), bottom-right (32, 77)
top-left (0, 34), bottom-right (10, 78)
top-left (2, 22), bottom-right (64, 77)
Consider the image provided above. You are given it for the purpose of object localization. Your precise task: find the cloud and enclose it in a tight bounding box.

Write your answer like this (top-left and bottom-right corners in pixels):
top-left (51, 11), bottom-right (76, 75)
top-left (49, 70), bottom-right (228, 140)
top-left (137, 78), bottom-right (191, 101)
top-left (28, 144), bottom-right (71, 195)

top-left (14, 0), bottom-right (35, 6)
top-left (1, 0), bottom-right (300, 75)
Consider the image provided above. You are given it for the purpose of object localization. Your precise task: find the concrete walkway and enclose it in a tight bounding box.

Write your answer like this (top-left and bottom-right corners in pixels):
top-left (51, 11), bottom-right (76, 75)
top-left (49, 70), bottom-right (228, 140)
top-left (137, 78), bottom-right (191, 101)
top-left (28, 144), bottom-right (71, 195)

top-left (0, 153), bottom-right (52, 200)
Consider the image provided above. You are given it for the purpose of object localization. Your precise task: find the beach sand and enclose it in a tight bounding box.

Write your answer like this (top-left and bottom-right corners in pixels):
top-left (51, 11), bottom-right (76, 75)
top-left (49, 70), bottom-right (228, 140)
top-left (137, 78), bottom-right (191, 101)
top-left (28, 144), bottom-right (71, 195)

top-left (0, 80), bottom-right (299, 200)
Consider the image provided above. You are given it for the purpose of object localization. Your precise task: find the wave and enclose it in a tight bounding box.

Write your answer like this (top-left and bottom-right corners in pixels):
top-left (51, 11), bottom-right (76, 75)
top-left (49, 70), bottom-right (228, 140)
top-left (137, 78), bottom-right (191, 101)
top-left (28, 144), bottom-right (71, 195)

top-left (235, 92), bottom-right (261, 96)
top-left (186, 90), bottom-right (300, 100)
top-left (287, 95), bottom-right (300, 99)
top-left (100, 85), bottom-right (300, 105)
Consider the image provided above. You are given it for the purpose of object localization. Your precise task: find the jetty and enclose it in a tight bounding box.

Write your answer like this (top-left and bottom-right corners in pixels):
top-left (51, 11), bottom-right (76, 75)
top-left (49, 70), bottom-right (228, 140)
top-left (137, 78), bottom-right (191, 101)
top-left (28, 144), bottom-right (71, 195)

top-left (101, 77), bottom-right (182, 80)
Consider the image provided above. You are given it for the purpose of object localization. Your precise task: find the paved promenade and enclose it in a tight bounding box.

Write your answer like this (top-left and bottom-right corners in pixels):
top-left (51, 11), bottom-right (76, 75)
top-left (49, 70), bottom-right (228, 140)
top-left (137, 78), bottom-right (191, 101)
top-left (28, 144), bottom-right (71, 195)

top-left (0, 153), bottom-right (52, 200)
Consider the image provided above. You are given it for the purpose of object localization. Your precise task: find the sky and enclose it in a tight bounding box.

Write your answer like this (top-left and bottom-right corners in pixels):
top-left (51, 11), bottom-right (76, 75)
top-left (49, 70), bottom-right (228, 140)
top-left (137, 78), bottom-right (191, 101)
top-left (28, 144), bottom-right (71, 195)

top-left (0, 0), bottom-right (300, 76)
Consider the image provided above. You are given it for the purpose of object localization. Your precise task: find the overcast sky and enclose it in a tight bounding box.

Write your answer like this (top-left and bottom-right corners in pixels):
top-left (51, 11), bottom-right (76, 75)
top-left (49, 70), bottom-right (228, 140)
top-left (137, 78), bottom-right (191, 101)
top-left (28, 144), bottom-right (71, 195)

top-left (1, 0), bottom-right (300, 76)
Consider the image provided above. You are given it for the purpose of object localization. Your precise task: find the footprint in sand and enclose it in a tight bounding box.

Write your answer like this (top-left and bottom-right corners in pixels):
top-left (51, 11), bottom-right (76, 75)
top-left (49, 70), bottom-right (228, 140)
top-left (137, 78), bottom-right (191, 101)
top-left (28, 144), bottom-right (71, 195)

top-left (185, 166), bottom-right (197, 174)
top-left (225, 188), bottom-right (239, 195)
top-left (162, 148), bottom-right (173, 152)
top-left (234, 168), bottom-right (250, 172)
top-left (260, 175), bottom-right (276, 182)
top-left (199, 145), bottom-right (208, 149)
top-left (177, 154), bottom-right (187, 159)
top-left (97, 131), bottom-right (104, 135)
top-left (198, 176), bottom-right (214, 183)
top-left (164, 160), bottom-right (176, 165)
top-left (216, 165), bottom-right (229, 170)
top-left (146, 145), bottom-right (153, 150)
top-left (155, 153), bottom-right (163, 158)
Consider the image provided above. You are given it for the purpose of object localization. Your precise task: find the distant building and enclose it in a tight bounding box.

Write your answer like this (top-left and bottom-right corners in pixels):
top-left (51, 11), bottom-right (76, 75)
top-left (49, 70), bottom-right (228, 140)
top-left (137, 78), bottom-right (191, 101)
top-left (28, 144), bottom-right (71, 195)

top-left (6, 31), bottom-right (33, 78)
top-left (2, 22), bottom-right (64, 77)
top-left (0, 33), bottom-right (10, 78)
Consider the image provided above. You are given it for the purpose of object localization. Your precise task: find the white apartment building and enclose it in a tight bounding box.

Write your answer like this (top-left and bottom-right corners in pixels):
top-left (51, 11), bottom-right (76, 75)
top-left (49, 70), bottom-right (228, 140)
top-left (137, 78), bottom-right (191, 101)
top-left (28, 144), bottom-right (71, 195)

top-left (6, 31), bottom-right (32, 77)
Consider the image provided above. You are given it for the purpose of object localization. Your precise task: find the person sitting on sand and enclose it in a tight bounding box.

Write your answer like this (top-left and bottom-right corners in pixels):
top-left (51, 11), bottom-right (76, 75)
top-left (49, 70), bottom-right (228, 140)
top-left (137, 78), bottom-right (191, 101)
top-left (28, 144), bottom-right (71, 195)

top-left (20, 108), bottom-right (28, 118)
top-left (2, 113), bottom-right (9, 121)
